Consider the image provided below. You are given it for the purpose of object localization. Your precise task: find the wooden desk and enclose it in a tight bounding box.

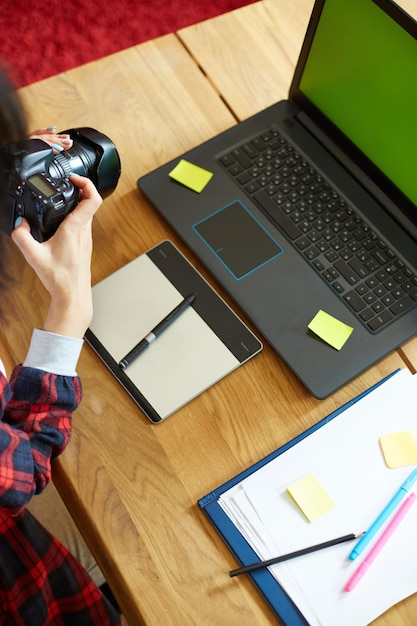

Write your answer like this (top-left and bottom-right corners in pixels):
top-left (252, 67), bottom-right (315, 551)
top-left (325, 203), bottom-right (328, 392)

top-left (6, 1), bottom-right (415, 624)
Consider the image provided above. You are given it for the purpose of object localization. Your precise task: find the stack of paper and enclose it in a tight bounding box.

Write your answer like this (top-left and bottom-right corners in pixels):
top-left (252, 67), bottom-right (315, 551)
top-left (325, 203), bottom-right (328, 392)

top-left (220, 369), bottom-right (417, 625)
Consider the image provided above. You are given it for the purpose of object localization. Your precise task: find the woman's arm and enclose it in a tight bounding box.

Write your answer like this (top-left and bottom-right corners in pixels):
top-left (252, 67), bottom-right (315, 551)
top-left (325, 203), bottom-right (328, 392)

top-left (0, 175), bottom-right (102, 514)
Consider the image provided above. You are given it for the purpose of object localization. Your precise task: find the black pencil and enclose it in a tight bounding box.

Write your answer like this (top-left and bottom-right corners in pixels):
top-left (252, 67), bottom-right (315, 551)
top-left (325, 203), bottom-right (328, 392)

top-left (229, 531), bottom-right (364, 577)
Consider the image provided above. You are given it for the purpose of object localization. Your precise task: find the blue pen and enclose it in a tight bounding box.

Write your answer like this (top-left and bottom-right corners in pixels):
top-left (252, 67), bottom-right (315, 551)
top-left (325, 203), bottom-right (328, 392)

top-left (349, 466), bottom-right (417, 560)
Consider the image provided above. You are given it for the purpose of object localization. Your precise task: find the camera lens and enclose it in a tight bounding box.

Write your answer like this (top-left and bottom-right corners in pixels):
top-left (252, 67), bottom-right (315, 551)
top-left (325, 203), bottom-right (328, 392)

top-left (48, 127), bottom-right (121, 197)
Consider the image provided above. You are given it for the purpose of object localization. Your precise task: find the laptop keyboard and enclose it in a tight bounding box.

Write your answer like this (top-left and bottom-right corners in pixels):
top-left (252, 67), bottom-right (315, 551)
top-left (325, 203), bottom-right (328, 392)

top-left (218, 126), bottom-right (417, 332)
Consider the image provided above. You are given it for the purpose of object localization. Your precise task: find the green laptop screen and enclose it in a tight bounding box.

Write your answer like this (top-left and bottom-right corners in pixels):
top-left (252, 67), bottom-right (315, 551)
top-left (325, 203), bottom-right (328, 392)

top-left (299, 0), bottom-right (417, 207)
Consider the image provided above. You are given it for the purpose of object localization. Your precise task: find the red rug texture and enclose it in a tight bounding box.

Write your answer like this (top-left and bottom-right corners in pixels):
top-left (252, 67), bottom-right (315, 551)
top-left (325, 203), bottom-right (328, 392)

top-left (0, 0), bottom-right (255, 88)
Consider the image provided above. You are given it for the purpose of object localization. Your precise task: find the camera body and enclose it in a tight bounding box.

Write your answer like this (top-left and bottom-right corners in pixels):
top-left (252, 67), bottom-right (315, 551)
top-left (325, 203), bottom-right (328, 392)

top-left (2, 139), bottom-right (80, 241)
top-left (0, 127), bottom-right (121, 241)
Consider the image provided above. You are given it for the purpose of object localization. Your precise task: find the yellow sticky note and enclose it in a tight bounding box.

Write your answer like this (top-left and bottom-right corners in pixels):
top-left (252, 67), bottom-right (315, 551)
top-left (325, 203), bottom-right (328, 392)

top-left (308, 309), bottom-right (353, 350)
top-left (380, 431), bottom-right (417, 468)
top-left (287, 473), bottom-right (335, 522)
top-left (168, 159), bottom-right (213, 193)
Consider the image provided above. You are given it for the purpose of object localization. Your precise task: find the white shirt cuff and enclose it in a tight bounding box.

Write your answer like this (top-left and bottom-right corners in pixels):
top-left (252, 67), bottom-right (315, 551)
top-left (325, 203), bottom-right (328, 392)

top-left (23, 329), bottom-right (84, 376)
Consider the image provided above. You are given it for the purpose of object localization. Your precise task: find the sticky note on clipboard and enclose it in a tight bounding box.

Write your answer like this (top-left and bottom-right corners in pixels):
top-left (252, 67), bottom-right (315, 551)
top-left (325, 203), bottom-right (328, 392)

top-left (287, 473), bottom-right (335, 522)
top-left (380, 430), bottom-right (417, 468)
top-left (168, 159), bottom-right (213, 192)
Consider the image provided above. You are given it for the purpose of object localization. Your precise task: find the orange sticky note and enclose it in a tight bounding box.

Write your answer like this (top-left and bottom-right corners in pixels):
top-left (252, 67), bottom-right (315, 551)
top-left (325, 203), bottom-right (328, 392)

top-left (168, 159), bottom-right (213, 193)
top-left (287, 473), bottom-right (335, 522)
top-left (380, 431), bottom-right (417, 468)
top-left (308, 309), bottom-right (353, 350)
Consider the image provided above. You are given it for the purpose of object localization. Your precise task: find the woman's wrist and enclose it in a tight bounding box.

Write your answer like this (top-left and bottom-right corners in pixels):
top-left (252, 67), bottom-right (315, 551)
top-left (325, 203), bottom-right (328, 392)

top-left (43, 295), bottom-right (93, 339)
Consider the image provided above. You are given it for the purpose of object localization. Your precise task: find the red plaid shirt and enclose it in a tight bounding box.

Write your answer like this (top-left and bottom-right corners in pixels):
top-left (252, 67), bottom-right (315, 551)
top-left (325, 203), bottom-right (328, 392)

top-left (0, 365), bottom-right (122, 625)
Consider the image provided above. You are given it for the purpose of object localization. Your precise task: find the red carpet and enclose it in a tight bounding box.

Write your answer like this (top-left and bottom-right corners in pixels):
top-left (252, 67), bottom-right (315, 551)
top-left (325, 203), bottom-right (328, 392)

top-left (0, 0), bottom-right (255, 88)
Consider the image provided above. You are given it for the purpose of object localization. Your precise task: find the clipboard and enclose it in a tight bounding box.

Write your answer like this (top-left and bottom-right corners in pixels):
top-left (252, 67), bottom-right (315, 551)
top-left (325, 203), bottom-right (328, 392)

top-left (198, 370), bottom-right (402, 625)
top-left (85, 240), bottom-right (262, 423)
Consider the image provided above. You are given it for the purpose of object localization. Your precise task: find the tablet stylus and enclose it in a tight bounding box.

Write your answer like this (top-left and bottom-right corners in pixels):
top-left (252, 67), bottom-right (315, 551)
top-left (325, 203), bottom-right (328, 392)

top-left (119, 293), bottom-right (196, 368)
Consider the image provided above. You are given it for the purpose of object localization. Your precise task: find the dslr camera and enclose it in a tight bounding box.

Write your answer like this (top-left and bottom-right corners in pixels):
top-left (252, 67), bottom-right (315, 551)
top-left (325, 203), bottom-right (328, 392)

top-left (0, 127), bottom-right (121, 241)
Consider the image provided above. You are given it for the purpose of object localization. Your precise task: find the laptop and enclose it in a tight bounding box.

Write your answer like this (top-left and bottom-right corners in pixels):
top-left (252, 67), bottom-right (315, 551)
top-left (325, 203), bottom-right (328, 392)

top-left (138, 0), bottom-right (417, 398)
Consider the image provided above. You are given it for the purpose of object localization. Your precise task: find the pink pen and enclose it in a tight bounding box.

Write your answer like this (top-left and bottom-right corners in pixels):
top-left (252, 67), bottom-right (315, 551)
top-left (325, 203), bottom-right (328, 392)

top-left (344, 492), bottom-right (416, 592)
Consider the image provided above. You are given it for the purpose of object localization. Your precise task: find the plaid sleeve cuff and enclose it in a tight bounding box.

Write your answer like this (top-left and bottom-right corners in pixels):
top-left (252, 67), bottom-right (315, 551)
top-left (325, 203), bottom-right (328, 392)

top-left (23, 329), bottom-right (84, 376)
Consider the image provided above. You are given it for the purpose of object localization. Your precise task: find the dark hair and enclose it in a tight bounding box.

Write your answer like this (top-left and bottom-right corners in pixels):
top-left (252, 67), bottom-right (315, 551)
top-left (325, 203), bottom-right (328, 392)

top-left (0, 68), bottom-right (27, 295)
top-left (0, 68), bottom-right (27, 145)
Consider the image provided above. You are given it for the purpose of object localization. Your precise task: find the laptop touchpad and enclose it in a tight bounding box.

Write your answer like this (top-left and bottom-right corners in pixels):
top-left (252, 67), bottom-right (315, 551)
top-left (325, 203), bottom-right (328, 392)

top-left (193, 200), bottom-right (283, 279)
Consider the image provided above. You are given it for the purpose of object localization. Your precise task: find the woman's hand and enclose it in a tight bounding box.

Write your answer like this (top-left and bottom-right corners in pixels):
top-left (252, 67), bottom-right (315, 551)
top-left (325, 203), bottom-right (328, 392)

top-left (29, 126), bottom-right (73, 153)
top-left (11, 175), bottom-right (102, 338)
